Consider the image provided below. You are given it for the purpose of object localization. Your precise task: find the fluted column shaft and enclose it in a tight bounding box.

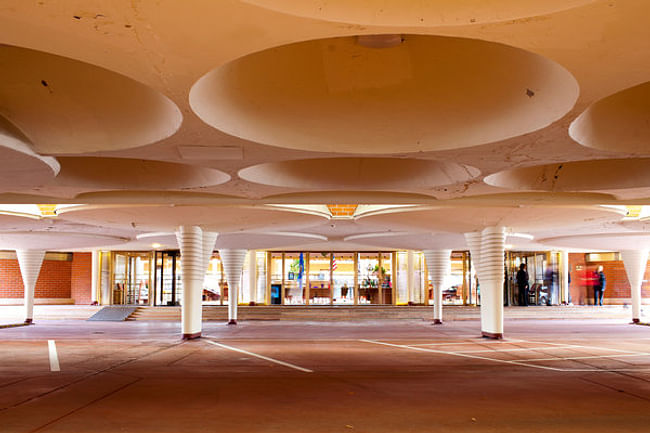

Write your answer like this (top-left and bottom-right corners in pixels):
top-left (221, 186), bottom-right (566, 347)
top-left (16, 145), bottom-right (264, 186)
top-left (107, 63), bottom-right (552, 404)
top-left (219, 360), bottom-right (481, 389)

top-left (621, 250), bottom-right (648, 324)
top-left (220, 249), bottom-right (247, 325)
top-left (176, 226), bottom-right (204, 339)
top-left (16, 250), bottom-right (45, 324)
top-left (424, 250), bottom-right (451, 324)
top-left (479, 227), bottom-right (506, 339)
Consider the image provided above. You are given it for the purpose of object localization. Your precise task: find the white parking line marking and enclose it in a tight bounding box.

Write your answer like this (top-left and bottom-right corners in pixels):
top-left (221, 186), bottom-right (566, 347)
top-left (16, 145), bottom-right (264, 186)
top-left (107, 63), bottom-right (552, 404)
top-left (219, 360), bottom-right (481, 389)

top-left (455, 345), bottom-right (575, 354)
top-left (359, 339), bottom-right (561, 371)
top-left (205, 340), bottom-right (313, 373)
top-left (519, 353), bottom-right (650, 362)
top-left (360, 339), bottom-right (650, 373)
top-left (47, 340), bottom-right (60, 372)
top-left (520, 340), bottom-right (639, 354)
top-left (408, 340), bottom-right (526, 347)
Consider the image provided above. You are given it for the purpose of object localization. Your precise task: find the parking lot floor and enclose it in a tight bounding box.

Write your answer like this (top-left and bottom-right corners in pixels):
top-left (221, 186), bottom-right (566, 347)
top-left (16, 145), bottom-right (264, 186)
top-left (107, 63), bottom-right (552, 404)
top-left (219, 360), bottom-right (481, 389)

top-left (1, 319), bottom-right (649, 432)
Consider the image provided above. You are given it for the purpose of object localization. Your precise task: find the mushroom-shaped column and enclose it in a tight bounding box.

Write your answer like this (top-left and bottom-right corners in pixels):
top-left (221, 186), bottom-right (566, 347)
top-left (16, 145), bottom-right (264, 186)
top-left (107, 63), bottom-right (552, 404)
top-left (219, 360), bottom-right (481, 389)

top-left (620, 250), bottom-right (649, 324)
top-left (16, 250), bottom-right (45, 324)
top-left (480, 227), bottom-right (506, 339)
top-left (220, 249), bottom-right (247, 325)
top-left (176, 226), bottom-right (205, 339)
top-left (423, 250), bottom-right (451, 324)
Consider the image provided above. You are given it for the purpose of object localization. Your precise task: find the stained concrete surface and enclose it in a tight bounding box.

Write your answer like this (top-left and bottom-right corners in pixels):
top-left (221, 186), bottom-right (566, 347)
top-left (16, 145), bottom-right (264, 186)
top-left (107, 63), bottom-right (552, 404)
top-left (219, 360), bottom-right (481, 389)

top-left (0, 319), bottom-right (649, 432)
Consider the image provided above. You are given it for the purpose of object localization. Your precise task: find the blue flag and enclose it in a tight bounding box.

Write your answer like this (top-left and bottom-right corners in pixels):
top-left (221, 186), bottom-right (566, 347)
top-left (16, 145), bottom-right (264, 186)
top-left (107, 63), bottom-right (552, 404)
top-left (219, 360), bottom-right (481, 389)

top-left (297, 252), bottom-right (305, 289)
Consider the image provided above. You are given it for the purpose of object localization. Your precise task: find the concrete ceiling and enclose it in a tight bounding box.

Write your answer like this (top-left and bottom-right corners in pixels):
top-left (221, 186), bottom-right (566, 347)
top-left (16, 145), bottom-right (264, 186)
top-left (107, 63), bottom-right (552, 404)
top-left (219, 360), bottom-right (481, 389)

top-left (0, 0), bottom-right (648, 251)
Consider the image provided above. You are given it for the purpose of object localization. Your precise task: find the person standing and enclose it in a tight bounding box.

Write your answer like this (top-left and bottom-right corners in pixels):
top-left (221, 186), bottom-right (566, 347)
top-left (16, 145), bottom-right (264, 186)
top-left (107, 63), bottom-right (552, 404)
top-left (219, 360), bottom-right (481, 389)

top-left (593, 265), bottom-right (606, 306)
top-left (516, 263), bottom-right (530, 306)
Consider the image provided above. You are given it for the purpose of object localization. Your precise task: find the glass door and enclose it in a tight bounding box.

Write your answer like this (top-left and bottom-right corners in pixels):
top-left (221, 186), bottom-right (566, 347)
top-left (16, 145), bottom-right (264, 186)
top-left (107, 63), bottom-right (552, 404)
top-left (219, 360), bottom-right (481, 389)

top-left (112, 252), bottom-right (152, 305)
top-left (358, 253), bottom-right (380, 305)
top-left (154, 251), bottom-right (181, 306)
top-left (332, 253), bottom-right (355, 305)
top-left (309, 253), bottom-right (331, 305)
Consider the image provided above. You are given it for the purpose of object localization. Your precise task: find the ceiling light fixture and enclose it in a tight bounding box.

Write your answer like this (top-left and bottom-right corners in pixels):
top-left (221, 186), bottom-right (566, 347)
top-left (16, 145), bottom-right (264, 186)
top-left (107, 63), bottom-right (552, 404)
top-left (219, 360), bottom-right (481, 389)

top-left (356, 34), bottom-right (404, 49)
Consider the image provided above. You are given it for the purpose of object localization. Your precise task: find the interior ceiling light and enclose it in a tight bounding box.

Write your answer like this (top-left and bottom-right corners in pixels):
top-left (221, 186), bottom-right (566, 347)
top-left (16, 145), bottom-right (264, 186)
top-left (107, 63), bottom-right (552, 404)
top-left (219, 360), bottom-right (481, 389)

top-left (151, 243), bottom-right (162, 249)
top-left (356, 34), bottom-right (404, 49)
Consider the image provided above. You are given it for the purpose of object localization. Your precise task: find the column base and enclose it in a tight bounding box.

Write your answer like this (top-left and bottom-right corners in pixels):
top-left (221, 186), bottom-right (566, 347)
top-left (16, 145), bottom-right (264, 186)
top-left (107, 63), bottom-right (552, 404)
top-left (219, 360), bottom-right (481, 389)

top-left (182, 332), bottom-right (201, 340)
top-left (432, 319), bottom-right (443, 325)
top-left (481, 331), bottom-right (503, 340)
top-left (227, 319), bottom-right (237, 325)
top-left (24, 318), bottom-right (33, 324)
top-left (632, 318), bottom-right (640, 324)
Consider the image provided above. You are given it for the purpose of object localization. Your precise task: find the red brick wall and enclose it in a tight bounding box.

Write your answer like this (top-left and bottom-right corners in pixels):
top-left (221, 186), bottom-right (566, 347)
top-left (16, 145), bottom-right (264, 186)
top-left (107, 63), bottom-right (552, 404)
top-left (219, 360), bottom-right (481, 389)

top-left (0, 258), bottom-right (71, 298)
top-left (71, 252), bottom-right (92, 304)
top-left (568, 253), bottom-right (650, 305)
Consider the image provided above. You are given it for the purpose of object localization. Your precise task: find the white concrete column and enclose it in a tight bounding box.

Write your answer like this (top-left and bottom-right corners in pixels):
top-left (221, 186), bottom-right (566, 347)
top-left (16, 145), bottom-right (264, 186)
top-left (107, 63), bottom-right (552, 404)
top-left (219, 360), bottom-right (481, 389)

top-left (176, 226), bottom-right (204, 339)
top-left (247, 250), bottom-right (257, 305)
top-left (561, 250), bottom-right (570, 305)
top-left (407, 250), bottom-right (415, 304)
top-left (91, 250), bottom-right (100, 305)
top-left (621, 250), bottom-right (648, 324)
top-left (480, 227), bottom-right (506, 339)
top-left (16, 250), bottom-right (45, 324)
top-left (423, 250), bottom-right (451, 324)
top-left (220, 249), bottom-right (247, 325)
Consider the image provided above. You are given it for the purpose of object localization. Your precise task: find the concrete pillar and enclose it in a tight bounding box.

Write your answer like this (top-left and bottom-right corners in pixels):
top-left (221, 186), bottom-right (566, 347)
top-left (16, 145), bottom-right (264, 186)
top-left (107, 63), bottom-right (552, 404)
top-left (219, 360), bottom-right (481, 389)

top-left (479, 227), bottom-right (506, 339)
top-left (16, 250), bottom-right (45, 324)
top-left (407, 250), bottom-right (415, 304)
top-left (176, 226), bottom-right (204, 339)
top-left (91, 250), bottom-right (100, 304)
top-left (423, 250), bottom-right (451, 324)
top-left (621, 250), bottom-right (648, 324)
top-left (561, 250), bottom-right (570, 305)
top-left (220, 249), bottom-right (247, 325)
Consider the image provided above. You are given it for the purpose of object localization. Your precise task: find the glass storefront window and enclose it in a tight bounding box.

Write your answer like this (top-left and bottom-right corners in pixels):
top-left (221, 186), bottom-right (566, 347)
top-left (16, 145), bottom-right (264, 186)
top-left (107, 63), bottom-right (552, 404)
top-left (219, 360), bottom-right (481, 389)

top-left (309, 253), bottom-right (331, 305)
top-left (332, 253), bottom-right (354, 305)
top-left (284, 252), bottom-right (306, 305)
top-left (203, 253), bottom-right (225, 305)
top-left (358, 253), bottom-right (379, 304)
top-left (380, 252), bottom-right (393, 304)
top-left (270, 253), bottom-right (283, 305)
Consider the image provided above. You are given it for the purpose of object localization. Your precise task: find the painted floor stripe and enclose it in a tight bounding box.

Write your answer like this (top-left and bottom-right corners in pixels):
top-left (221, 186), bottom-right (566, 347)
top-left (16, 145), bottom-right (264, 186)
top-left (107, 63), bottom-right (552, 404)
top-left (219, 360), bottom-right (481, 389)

top-left (360, 339), bottom-right (650, 373)
top-left (359, 339), bottom-right (562, 371)
top-left (47, 340), bottom-right (60, 372)
top-left (205, 340), bottom-right (313, 373)
top-left (518, 352), bottom-right (650, 362)
top-left (454, 345), bottom-right (575, 354)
